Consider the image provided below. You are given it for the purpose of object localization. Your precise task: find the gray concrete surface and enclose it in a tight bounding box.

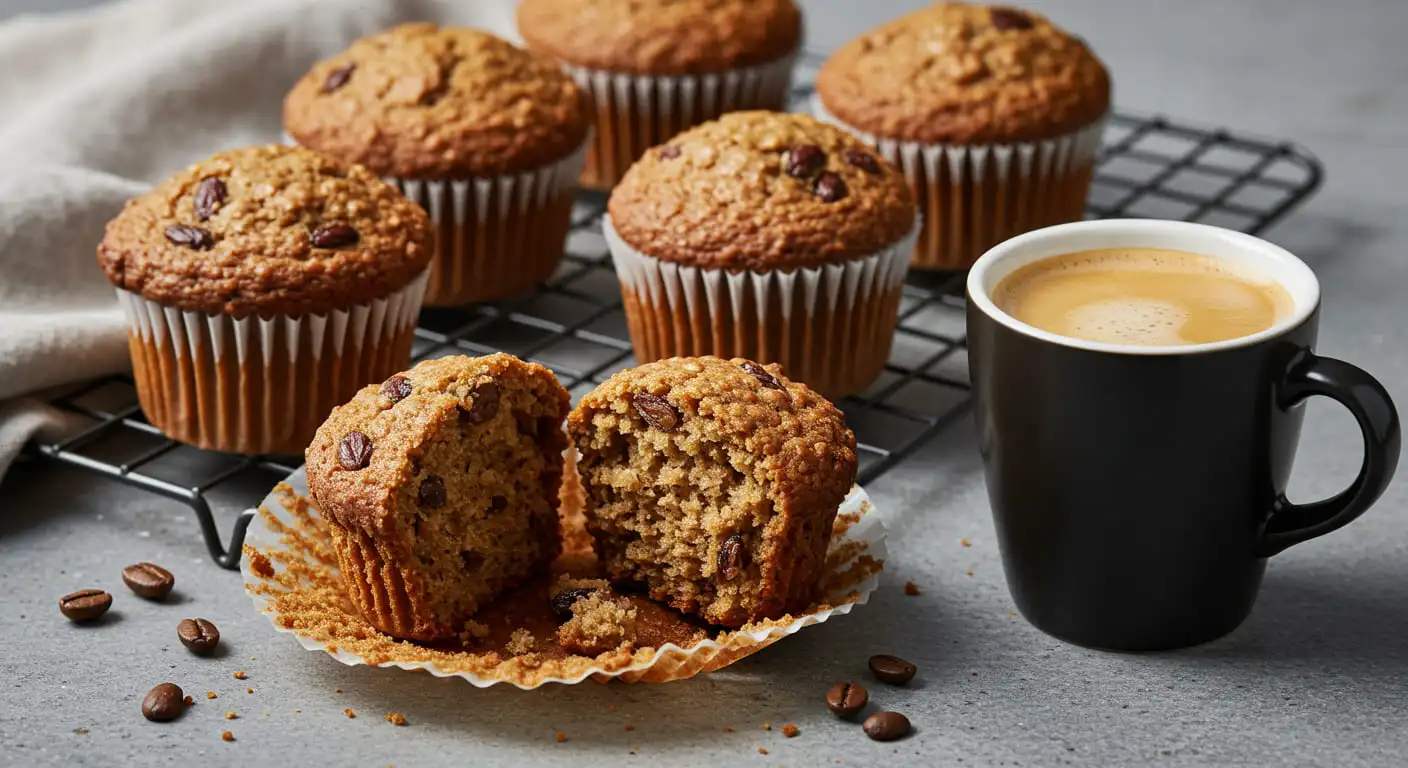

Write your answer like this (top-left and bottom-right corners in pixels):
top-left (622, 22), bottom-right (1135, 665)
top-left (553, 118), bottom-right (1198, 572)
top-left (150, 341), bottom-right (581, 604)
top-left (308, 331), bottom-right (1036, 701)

top-left (3, 1), bottom-right (1407, 766)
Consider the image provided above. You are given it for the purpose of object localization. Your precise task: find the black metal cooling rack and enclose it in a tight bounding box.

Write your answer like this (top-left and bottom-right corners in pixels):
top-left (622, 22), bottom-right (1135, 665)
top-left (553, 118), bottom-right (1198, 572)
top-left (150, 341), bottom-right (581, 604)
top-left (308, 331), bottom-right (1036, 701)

top-left (24, 66), bottom-right (1323, 570)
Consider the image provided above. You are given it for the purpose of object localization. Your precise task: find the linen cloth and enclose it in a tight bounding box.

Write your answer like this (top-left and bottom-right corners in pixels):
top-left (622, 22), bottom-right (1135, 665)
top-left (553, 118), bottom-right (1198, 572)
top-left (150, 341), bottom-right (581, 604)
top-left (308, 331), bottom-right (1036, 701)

top-left (0, 0), bottom-right (520, 477)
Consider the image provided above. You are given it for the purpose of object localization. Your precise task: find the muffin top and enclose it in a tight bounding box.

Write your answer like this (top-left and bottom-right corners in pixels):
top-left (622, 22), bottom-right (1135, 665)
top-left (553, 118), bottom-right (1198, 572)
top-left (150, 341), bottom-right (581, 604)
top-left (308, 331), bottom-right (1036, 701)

top-left (283, 24), bottom-right (589, 179)
top-left (97, 144), bottom-right (432, 318)
top-left (607, 112), bottom-right (915, 270)
top-left (815, 3), bottom-right (1110, 144)
top-left (517, 0), bottom-right (801, 76)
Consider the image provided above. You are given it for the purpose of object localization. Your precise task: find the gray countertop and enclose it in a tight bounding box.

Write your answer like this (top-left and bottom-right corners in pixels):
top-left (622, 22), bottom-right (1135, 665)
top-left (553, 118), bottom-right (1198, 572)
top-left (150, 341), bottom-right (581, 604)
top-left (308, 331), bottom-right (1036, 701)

top-left (3, 1), bottom-right (1407, 766)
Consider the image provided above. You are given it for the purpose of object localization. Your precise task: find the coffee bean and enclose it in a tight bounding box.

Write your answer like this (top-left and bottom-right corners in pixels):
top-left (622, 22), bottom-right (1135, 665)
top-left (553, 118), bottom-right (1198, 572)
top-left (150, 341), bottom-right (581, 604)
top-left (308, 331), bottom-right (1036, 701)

top-left (459, 382), bottom-right (500, 425)
top-left (322, 62), bottom-right (355, 93)
top-left (310, 223), bottom-right (359, 249)
top-left (381, 375), bottom-right (412, 404)
top-left (813, 172), bottom-right (847, 203)
top-left (784, 145), bottom-right (825, 178)
top-left (990, 7), bottom-right (1033, 30)
top-left (142, 683), bottom-right (185, 722)
top-left (338, 431), bottom-right (373, 470)
top-left (718, 535), bottom-right (746, 581)
top-left (632, 393), bottom-right (679, 431)
top-left (177, 618), bottom-right (220, 655)
top-left (863, 711), bottom-right (911, 741)
top-left (551, 588), bottom-right (596, 620)
top-left (122, 563), bottom-right (174, 600)
top-left (739, 361), bottom-right (784, 391)
top-left (868, 653), bottom-right (917, 685)
top-left (657, 145), bottom-right (681, 159)
top-left (843, 149), bottom-right (882, 174)
top-left (418, 475), bottom-right (446, 509)
top-left (59, 589), bottom-right (112, 622)
top-left (164, 224), bottom-right (213, 250)
top-left (825, 681), bottom-right (868, 718)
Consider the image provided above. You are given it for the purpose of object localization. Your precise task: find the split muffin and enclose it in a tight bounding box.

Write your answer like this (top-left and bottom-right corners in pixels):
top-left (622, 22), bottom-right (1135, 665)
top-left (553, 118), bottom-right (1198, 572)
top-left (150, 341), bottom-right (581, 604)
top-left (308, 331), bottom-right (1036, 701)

top-left (568, 356), bottom-right (858, 628)
top-left (517, 0), bottom-right (802, 188)
top-left (305, 354), bottom-right (570, 641)
top-left (97, 144), bottom-right (432, 455)
top-left (606, 111), bottom-right (918, 399)
top-left (284, 23), bottom-right (590, 306)
top-left (815, 3), bottom-right (1111, 269)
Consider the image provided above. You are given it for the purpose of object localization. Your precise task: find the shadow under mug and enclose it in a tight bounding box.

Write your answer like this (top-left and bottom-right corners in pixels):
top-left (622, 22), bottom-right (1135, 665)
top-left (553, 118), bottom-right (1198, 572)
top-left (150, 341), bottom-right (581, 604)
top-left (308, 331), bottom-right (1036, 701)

top-left (966, 219), bottom-right (1401, 651)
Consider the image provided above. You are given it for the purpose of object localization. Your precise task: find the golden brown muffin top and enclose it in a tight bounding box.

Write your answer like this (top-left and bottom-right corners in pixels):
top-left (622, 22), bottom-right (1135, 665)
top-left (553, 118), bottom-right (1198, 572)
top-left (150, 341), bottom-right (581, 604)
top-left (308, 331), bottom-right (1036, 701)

top-left (283, 24), bottom-right (589, 178)
top-left (97, 144), bottom-right (432, 318)
top-left (815, 3), bottom-right (1110, 144)
top-left (607, 112), bottom-right (915, 270)
top-left (517, 0), bottom-right (802, 76)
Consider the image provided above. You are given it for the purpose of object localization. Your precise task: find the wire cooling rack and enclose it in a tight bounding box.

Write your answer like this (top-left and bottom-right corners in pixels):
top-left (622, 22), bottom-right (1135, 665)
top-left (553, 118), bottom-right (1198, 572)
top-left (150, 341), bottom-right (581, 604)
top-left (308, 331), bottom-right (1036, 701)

top-left (26, 64), bottom-right (1323, 570)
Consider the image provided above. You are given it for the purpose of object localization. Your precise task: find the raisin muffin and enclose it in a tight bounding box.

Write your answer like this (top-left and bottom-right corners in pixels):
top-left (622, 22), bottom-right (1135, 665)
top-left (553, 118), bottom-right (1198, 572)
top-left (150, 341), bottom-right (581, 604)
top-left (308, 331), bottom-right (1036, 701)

top-left (517, 0), bottom-right (802, 188)
top-left (97, 144), bottom-right (432, 455)
top-left (606, 111), bottom-right (918, 399)
top-left (815, 3), bottom-right (1110, 270)
top-left (567, 356), bottom-right (858, 628)
top-left (305, 354), bottom-right (570, 641)
top-left (284, 23), bottom-right (590, 306)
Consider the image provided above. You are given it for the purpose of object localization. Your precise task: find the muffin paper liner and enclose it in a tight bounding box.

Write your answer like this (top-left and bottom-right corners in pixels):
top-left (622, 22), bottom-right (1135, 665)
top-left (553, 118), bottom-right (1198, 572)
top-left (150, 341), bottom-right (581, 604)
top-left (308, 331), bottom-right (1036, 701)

top-left (115, 270), bottom-right (428, 455)
top-left (566, 52), bottom-right (796, 188)
top-left (813, 95), bottom-right (1107, 270)
top-left (242, 465), bottom-right (886, 690)
top-left (604, 215), bottom-right (920, 398)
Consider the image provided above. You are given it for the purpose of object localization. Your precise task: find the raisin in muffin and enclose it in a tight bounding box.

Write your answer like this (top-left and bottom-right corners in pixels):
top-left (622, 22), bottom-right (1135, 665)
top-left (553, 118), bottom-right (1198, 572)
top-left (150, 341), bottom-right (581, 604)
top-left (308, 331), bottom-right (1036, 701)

top-left (305, 354), bottom-right (570, 641)
top-left (567, 356), bottom-right (857, 628)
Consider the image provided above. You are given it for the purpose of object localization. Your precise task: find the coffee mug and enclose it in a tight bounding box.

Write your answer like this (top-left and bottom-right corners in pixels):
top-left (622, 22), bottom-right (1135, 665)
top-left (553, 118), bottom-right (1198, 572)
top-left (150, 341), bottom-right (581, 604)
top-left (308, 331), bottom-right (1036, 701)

top-left (966, 219), bottom-right (1401, 651)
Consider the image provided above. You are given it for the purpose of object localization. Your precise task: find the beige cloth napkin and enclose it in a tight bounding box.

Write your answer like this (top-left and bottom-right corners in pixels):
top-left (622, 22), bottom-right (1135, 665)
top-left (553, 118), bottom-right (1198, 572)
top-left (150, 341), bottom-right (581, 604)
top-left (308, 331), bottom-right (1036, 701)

top-left (0, 0), bottom-right (520, 475)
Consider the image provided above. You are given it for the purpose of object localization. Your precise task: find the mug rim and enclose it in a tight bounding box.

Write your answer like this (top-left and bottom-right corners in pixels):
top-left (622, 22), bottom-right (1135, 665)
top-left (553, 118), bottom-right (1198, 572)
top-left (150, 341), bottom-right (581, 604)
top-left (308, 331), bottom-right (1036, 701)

top-left (965, 219), bottom-right (1321, 356)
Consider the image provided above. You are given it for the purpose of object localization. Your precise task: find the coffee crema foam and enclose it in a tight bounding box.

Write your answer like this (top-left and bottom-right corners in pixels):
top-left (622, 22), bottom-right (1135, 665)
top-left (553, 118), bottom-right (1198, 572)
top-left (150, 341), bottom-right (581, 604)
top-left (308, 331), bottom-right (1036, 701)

top-left (993, 248), bottom-right (1294, 347)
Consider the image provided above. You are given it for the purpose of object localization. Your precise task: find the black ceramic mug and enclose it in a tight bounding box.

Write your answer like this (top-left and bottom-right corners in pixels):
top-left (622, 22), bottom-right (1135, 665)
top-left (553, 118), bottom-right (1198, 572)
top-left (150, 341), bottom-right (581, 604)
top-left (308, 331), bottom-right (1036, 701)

top-left (966, 219), bottom-right (1401, 651)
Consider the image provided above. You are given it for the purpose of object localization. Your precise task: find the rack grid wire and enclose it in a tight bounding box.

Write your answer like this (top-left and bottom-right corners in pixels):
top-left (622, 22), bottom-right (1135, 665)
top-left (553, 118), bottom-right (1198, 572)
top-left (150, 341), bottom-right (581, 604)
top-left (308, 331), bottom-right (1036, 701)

top-left (25, 61), bottom-right (1324, 569)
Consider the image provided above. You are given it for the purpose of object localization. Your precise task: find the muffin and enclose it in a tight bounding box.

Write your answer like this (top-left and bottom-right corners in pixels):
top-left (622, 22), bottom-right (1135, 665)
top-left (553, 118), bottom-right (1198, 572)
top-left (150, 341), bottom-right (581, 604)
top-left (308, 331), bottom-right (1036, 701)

top-left (304, 354), bottom-right (570, 641)
top-left (606, 111), bottom-right (918, 399)
top-left (815, 3), bottom-right (1110, 270)
top-left (97, 144), bottom-right (432, 455)
top-left (568, 356), bottom-right (858, 628)
top-left (283, 23), bottom-right (590, 306)
top-left (517, 0), bottom-right (802, 189)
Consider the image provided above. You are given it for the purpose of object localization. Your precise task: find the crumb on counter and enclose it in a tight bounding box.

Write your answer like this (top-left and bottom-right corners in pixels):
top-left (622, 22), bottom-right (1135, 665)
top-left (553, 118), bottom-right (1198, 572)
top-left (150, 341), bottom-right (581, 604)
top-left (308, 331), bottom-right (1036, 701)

top-left (206, 692), bottom-right (217, 700)
top-left (724, 727), bottom-right (734, 733)
top-left (782, 723), bottom-right (800, 738)
top-left (904, 581), bottom-right (921, 596)
top-left (555, 732), bottom-right (567, 743)
top-left (344, 708), bottom-right (356, 719)
top-left (221, 731), bottom-right (234, 742)
top-left (966, 570), bottom-right (974, 576)
top-left (183, 696), bottom-right (194, 706)
top-left (624, 723), bottom-right (634, 731)
top-left (335, 688), bottom-right (342, 693)
top-left (232, 671), bottom-right (247, 680)
top-left (758, 748), bottom-right (769, 755)
top-left (762, 722), bottom-right (772, 731)
top-left (224, 712), bottom-right (237, 720)
top-left (386, 713), bottom-right (407, 726)
top-left (246, 688), bottom-right (254, 694)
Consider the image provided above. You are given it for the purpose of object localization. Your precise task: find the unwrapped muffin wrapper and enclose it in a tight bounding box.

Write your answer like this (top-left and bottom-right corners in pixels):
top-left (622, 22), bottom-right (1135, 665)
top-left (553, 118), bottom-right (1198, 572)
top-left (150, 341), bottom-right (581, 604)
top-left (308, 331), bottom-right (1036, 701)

top-left (566, 52), bottom-right (796, 188)
top-left (812, 95), bottom-right (1108, 270)
top-left (604, 215), bottom-right (921, 399)
top-left (242, 466), bottom-right (886, 690)
top-left (115, 270), bottom-right (428, 455)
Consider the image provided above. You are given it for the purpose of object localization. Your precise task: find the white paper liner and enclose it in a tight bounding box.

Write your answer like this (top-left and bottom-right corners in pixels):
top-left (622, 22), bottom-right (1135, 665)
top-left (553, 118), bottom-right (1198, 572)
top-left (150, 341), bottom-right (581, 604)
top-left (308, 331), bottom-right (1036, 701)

top-left (603, 214), bottom-right (921, 397)
top-left (566, 52), bottom-right (796, 187)
top-left (241, 465), bottom-right (886, 690)
top-left (812, 94), bottom-right (1108, 269)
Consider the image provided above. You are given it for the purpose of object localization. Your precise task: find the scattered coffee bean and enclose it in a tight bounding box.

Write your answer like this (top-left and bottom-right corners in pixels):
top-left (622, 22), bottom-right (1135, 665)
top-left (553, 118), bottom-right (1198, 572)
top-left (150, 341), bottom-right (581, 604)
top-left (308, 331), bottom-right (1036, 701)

top-left (863, 711), bottom-right (911, 741)
top-left (310, 223), bottom-right (359, 249)
top-left (193, 176), bottom-right (227, 221)
top-left (459, 382), bottom-right (500, 425)
top-left (142, 683), bottom-right (185, 722)
top-left (632, 393), bottom-right (679, 431)
top-left (990, 7), bottom-right (1033, 30)
top-left (338, 431), bottom-right (373, 470)
top-left (381, 375), bottom-right (412, 403)
top-left (739, 361), bottom-right (784, 390)
top-left (843, 149), bottom-right (882, 174)
top-left (122, 563), bottom-right (175, 600)
top-left (813, 172), bottom-right (847, 203)
top-left (177, 618), bottom-right (220, 655)
top-left (418, 475), bottom-right (446, 509)
top-left (164, 224), bottom-right (213, 250)
top-left (718, 535), bottom-right (746, 581)
top-left (551, 588), bottom-right (596, 619)
top-left (868, 654), bottom-right (917, 685)
top-left (784, 145), bottom-right (826, 178)
top-left (657, 145), bottom-right (681, 159)
top-left (59, 589), bottom-right (112, 622)
top-left (322, 62), bottom-right (356, 93)
top-left (825, 681), bottom-right (868, 718)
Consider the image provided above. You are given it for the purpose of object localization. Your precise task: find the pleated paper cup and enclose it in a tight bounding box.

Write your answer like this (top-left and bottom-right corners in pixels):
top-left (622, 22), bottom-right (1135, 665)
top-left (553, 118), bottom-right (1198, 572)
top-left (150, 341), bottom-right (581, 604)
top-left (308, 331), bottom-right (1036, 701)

top-left (117, 270), bottom-right (427, 456)
top-left (813, 95), bottom-right (1107, 271)
top-left (604, 215), bottom-right (919, 399)
top-left (567, 52), bottom-right (796, 189)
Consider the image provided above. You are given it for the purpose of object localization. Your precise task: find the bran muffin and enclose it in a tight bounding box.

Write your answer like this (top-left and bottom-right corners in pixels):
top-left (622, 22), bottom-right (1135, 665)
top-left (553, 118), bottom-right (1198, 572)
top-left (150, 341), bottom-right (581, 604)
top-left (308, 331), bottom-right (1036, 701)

top-left (305, 354), bottom-right (570, 641)
top-left (606, 111), bottom-right (918, 399)
top-left (567, 356), bottom-right (858, 628)
top-left (284, 23), bottom-right (590, 306)
top-left (97, 144), bottom-right (432, 455)
top-left (815, 3), bottom-right (1111, 270)
top-left (517, 0), bottom-right (802, 188)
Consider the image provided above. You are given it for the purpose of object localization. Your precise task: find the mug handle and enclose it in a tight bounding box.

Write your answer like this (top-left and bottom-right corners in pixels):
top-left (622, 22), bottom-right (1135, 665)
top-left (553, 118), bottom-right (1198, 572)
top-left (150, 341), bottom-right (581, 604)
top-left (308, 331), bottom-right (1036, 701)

top-left (1256, 351), bottom-right (1402, 557)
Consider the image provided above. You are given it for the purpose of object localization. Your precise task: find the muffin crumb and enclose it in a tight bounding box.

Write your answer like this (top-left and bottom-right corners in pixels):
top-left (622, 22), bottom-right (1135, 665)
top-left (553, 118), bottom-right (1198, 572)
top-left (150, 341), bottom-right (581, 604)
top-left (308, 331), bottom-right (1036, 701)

top-left (904, 581), bottom-right (921, 596)
top-left (345, 708), bottom-right (357, 719)
top-left (555, 732), bottom-right (567, 743)
top-left (221, 731), bottom-right (234, 742)
top-left (782, 723), bottom-right (800, 738)
top-left (386, 713), bottom-right (407, 726)
top-left (232, 671), bottom-right (247, 680)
